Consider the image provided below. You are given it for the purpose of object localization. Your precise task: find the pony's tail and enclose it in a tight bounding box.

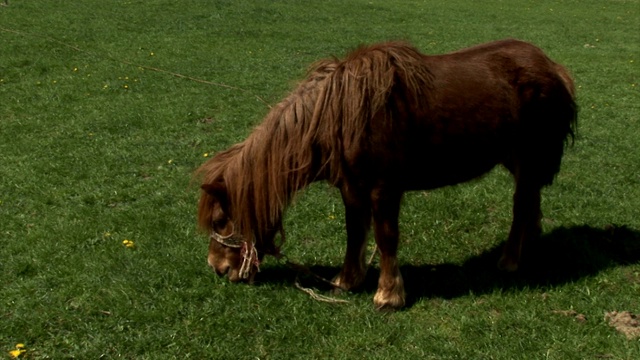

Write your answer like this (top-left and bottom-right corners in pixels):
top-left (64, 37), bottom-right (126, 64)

top-left (518, 62), bottom-right (578, 187)
top-left (555, 63), bottom-right (578, 144)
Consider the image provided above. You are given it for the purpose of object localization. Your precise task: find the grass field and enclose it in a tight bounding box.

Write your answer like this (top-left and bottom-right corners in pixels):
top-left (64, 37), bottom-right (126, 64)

top-left (1, 0), bottom-right (639, 358)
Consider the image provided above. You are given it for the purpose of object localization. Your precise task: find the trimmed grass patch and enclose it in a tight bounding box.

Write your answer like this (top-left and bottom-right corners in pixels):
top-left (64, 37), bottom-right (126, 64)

top-left (1, 0), bottom-right (639, 358)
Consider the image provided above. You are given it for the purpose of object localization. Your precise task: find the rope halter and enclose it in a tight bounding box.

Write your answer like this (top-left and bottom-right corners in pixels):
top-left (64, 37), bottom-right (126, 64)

top-left (210, 223), bottom-right (260, 280)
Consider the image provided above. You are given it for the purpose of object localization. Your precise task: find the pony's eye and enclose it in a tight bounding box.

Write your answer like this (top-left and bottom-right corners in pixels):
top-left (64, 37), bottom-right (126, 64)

top-left (213, 219), bottom-right (228, 227)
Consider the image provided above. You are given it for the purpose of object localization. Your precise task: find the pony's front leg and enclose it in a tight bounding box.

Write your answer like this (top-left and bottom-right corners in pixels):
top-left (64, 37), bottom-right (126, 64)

top-left (333, 186), bottom-right (371, 291)
top-left (498, 178), bottom-right (542, 272)
top-left (371, 188), bottom-right (405, 310)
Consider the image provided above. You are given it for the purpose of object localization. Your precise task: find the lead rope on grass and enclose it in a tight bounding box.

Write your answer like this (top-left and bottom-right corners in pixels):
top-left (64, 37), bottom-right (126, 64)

top-left (274, 244), bottom-right (379, 305)
top-left (0, 26), bottom-right (272, 108)
top-left (293, 276), bottom-right (350, 304)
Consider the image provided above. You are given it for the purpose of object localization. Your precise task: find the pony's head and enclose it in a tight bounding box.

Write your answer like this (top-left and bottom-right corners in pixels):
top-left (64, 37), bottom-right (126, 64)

top-left (199, 179), bottom-right (283, 283)
top-left (200, 181), bottom-right (261, 283)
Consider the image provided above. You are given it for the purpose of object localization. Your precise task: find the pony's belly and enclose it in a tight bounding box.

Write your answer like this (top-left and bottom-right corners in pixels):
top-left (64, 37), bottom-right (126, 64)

top-left (401, 156), bottom-right (501, 190)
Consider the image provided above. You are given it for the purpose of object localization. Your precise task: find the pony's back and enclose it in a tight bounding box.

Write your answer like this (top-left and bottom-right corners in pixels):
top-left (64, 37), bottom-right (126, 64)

top-left (312, 40), bottom-right (577, 188)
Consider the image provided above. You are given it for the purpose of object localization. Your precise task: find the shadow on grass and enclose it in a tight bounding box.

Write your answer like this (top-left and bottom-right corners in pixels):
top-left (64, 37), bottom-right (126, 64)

top-left (256, 224), bottom-right (640, 308)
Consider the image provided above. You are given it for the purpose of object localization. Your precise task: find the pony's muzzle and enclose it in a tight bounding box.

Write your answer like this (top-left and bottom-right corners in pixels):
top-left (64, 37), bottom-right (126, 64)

top-left (208, 255), bottom-right (232, 278)
top-left (210, 262), bottom-right (230, 277)
top-left (208, 259), bottom-right (252, 283)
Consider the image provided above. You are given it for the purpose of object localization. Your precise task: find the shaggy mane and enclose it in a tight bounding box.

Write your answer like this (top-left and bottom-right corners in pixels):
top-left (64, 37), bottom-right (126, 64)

top-left (196, 42), bottom-right (435, 248)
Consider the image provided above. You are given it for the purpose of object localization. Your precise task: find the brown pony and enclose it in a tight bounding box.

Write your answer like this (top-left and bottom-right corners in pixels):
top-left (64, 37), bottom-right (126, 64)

top-left (196, 39), bottom-right (577, 309)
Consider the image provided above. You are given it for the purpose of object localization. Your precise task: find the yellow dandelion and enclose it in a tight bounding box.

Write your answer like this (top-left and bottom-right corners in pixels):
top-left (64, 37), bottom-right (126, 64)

top-left (9, 343), bottom-right (26, 358)
top-left (167, 159), bottom-right (173, 164)
top-left (150, 52), bottom-right (155, 56)
top-left (122, 239), bottom-right (135, 248)
top-left (73, 67), bottom-right (78, 72)
top-left (123, 84), bottom-right (129, 89)
top-left (203, 153), bottom-right (209, 157)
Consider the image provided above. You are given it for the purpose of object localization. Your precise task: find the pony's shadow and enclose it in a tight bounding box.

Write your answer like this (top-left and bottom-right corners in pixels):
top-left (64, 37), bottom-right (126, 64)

top-left (257, 225), bottom-right (640, 308)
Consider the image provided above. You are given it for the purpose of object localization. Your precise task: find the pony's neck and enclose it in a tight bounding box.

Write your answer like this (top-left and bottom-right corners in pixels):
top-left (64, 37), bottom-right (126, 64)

top-left (228, 66), bottom-right (334, 245)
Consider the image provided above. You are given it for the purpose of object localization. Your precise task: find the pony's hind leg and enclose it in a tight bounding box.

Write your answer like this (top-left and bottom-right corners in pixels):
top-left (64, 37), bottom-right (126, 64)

top-left (498, 173), bottom-right (542, 272)
top-left (499, 81), bottom-right (573, 270)
top-left (333, 185), bottom-right (371, 291)
top-left (371, 188), bottom-right (405, 310)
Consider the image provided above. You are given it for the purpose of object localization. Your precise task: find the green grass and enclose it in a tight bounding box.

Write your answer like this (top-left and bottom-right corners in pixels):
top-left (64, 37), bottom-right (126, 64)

top-left (1, 0), bottom-right (639, 358)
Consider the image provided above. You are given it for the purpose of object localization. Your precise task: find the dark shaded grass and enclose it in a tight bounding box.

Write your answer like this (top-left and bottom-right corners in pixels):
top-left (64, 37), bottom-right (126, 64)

top-left (264, 224), bottom-right (640, 305)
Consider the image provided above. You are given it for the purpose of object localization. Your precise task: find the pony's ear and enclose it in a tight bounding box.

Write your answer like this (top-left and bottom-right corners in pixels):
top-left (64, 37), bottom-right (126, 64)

top-left (201, 182), bottom-right (229, 212)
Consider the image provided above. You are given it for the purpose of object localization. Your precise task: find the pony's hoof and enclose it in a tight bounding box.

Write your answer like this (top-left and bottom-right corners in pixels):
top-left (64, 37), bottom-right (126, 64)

top-left (497, 255), bottom-right (519, 272)
top-left (332, 273), bottom-right (365, 293)
top-left (373, 290), bottom-right (405, 310)
top-left (330, 287), bottom-right (346, 297)
top-left (331, 276), bottom-right (347, 293)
